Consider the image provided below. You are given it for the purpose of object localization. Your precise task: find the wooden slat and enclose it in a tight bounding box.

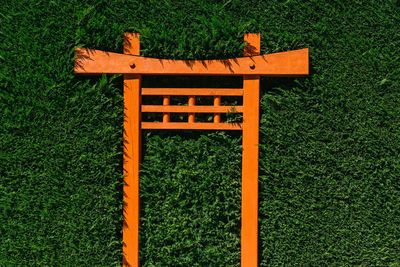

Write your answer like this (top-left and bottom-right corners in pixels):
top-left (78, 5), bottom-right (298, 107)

top-left (141, 105), bottom-right (243, 113)
top-left (163, 96), bottom-right (170, 122)
top-left (142, 122), bottom-right (242, 130)
top-left (188, 96), bottom-right (195, 123)
top-left (241, 33), bottom-right (260, 267)
top-left (214, 96), bottom-right (221, 123)
top-left (141, 88), bottom-right (243, 96)
top-left (122, 33), bottom-right (140, 267)
top-left (74, 48), bottom-right (309, 76)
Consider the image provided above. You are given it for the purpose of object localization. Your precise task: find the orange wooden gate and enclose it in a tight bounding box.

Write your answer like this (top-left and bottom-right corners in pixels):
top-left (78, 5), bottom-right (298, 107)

top-left (74, 33), bottom-right (308, 266)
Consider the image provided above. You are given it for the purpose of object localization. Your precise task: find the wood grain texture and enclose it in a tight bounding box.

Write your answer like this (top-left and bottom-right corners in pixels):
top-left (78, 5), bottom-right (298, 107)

top-left (122, 33), bottom-right (141, 267)
top-left (141, 105), bottom-right (242, 113)
top-left (242, 33), bottom-right (260, 267)
top-left (141, 88), bottom-right (243, 96)
top-left (141, 122), bottom-right (242, 130)
top-left (74, 47), bottom-right (309, 76)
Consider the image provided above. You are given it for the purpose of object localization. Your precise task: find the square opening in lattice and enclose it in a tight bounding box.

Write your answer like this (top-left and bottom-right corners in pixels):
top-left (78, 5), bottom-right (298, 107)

top-left (170, 113), bottom-right (188, 122)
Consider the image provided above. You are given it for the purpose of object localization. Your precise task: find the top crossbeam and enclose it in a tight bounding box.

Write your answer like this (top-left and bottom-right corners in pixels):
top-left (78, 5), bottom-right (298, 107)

top-left (74, 48), bottom-right (308, 76)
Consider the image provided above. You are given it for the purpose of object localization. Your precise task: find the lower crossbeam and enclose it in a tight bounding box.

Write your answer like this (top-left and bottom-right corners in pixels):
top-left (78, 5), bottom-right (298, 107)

top-left (141, 122), bottom-right (242, 130)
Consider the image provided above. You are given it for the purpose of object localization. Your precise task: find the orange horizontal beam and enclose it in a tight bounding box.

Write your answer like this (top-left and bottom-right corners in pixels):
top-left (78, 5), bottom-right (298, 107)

top-left (141, 122), bottom-right (242, 130)
top-left (75, 48), bottom-right (309, 76)
top-left (141, 88), bottom-right (243, 96)
top-left (141, 105), bottom-right (242, 113)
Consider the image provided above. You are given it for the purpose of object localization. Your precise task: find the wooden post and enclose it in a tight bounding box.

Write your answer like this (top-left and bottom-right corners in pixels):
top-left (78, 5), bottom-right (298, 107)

top-left (123, 33), bottom-right (141, 267)
top-left (188, 96), bottom-right (195, 123)
top-left (242, 33), bottom-right (260, 267)
top-left (214, 96), bottom-right (221, 123)
top-left (163, 96), bottom-right (170, 123)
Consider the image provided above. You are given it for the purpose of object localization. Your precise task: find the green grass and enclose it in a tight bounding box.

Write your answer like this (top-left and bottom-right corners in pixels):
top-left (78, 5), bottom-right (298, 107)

top-left (1, 0), bottom-right (400, 265)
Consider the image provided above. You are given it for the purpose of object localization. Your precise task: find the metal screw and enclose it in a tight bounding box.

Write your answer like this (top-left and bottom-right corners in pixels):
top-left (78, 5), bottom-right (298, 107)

top-left (130, 63), bottom-right (136, 69)
top-left (249, 63), bottom-right (255, 70)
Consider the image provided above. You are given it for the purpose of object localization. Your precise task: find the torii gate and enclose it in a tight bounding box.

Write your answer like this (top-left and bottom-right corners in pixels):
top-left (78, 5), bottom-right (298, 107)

top-left (74, 33), bottom-right (308, 266)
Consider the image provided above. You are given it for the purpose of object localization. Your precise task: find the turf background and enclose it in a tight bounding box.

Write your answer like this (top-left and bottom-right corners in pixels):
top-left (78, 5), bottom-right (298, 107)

top-left (1, 0), bottom-right (400, 265)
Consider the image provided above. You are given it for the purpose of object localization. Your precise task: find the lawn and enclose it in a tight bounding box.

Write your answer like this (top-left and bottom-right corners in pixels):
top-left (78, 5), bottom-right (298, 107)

top-left (1, 0), bottom-right (400, 265)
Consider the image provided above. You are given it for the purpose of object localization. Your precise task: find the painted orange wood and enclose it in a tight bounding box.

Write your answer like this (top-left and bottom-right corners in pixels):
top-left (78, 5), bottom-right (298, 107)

top-left (188, 96), bottom-right (195, 123)
top-left (141, 122), bottom-right (242, 130)
top-left (242, 33), bottom-right (260, 267)
top-left (141, 105), bottom-right (243, 113)
top-left (74, 48), bottom-right (309, 76)
top-left (214, 96), bottom-right (221, 123)
top-left (141, 88), bottom-right (243, 96)
top-left (122, 33), bottom-right (141, 267)
top-left (163, 96), bottom-right (170, 123)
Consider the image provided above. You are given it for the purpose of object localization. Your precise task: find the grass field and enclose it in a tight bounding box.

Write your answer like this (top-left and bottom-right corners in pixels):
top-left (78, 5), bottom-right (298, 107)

top-left (1, 0), bottom-right (400, 265)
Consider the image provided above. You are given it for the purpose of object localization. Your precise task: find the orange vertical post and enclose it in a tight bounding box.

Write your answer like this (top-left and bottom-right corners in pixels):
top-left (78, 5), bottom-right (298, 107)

top-left (241, 33), bottom-right (260, 267)
top-left (214, 96), bottom-right (221, 123)
top-left (188, 96), bottom-right (195, 123)
top-left (163, 96), bottom-right (170, 122)
top-left (123, 33), bottom-right (141, 267)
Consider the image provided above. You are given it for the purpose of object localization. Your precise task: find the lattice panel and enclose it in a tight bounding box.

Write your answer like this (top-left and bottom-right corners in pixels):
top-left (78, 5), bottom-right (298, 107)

top-left (141, 88), bottom-right (243, 130)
